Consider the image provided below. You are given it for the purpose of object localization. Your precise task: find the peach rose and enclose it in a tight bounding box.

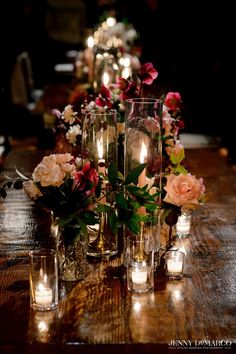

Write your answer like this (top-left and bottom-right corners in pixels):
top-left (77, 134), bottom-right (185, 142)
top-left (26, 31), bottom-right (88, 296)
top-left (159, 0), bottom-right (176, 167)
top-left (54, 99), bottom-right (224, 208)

top-left (163, 173), bottom-right (205, 206)
top-left (32, 154), bottom-right (75, 187)
top-left (23, 180), bottom-right (42, 199)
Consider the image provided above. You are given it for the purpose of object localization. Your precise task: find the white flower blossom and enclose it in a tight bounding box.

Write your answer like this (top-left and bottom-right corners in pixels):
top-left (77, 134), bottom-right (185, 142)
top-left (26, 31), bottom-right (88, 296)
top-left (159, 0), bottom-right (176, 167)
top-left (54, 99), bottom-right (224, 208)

top-left (66, 124), bottom-right (82, 146)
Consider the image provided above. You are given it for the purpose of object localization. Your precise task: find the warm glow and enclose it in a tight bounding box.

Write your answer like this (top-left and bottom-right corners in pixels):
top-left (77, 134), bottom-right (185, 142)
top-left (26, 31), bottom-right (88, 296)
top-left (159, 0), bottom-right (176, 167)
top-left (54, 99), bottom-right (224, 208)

top-left (102, 71), bottom-right (110, 86)
top-left (122, 67), bottom-right (131, 79)
top-left (38, 320), bottom-right (48, 332)
top-left (37, 282), bottom-right (45, 291)
top-left (140, 141), bottom-right (147, 164)
top-left (97, 138), bottom-right (103, 160)
top-left (87, 36), bottom-right (94, 48)
top-left (123, 57), bottom-right (131, 67)
top-left (106, 17), bottom-right (116, 27)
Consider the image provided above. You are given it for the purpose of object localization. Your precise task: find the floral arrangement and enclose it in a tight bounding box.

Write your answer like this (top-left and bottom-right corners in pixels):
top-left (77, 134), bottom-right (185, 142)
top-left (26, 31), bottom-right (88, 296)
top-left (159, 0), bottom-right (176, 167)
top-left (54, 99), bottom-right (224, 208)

top-left (50, 62), bottom-right (206, 239)
top-left (0, 151), bottom-right (157, 241)
top-left (0, 61), bottom-right (206, 250)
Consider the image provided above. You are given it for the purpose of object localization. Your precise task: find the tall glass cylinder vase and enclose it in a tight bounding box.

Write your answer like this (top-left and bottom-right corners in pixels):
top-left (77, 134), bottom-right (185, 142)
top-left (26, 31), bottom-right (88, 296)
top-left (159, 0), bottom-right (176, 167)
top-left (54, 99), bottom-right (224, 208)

top-left (124, 98), bottom-right (163, 267)
top-left (93, 45), bottom-right (119, 92)
top-left (82, 111), bottom-right (118, 257)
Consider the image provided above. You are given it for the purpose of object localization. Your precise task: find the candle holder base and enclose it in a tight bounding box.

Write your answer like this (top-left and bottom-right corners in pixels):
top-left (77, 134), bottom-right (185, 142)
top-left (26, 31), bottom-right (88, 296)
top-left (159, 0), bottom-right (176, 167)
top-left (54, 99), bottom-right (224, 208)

top-left (87, 212), bottom-right (118, 258)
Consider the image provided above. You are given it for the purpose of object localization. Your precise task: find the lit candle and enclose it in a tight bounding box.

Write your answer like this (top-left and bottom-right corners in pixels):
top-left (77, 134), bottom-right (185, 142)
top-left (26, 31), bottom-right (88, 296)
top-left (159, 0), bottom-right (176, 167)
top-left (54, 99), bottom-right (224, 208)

top-left (97, 137), bottom-right (106, 204)
top-left (138, 141), bottom-right (147, 216)
top-left (138, 141), bottom-right (147, 188)
top-left (176, 213), bottom-right (191, 236)
top-left (132, 266), bottom-right (148, 285)
top-left (35, 283), bottom-right (53, 307)
top-left (167, 259), bottom-right (183, 273)
top-left (85, 35), bottom-right (94, 85)
top-left (97, 137), bottom-right (105, 175)
top-left (102, 71), bottom-right (110, 87)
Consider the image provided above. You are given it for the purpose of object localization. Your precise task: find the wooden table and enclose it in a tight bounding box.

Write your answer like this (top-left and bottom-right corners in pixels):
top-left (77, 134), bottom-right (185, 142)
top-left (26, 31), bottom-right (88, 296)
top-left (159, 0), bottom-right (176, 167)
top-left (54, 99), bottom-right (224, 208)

top-left (0, 145), bottom-right (236, 354)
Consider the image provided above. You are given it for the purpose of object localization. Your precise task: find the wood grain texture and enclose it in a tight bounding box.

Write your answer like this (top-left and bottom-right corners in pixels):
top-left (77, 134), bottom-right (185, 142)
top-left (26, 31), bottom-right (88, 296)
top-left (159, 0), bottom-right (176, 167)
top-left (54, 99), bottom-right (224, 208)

top-left (0, 147), bottom-right (236, 353)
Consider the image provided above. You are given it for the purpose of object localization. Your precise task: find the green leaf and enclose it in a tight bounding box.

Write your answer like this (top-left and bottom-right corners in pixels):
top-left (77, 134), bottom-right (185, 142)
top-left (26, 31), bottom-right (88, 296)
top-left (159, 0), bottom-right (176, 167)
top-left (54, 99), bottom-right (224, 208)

top-left (126, 214), bottom-right (140, 234)
top-left (170, 148), bottom-right (185, 165)
top-left (108, 161), bottom-right (118, 185)
top-left (124, 163), bottom-right (147, 185)
top-left (115, 192), bottom-right (129, 210)
top-left (175, 164), bottom-right (188, 174)
top-left (107, 209), bottom-right (118, 232)
top-left (144, 203), bottom-right (158, 212)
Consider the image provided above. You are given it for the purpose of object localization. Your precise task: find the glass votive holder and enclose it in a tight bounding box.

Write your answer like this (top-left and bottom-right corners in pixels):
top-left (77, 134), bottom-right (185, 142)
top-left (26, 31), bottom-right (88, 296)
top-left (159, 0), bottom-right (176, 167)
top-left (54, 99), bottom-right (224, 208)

top-left (127, 234), bottom-right (154, 293)
top-left (165, 250), bottom-right (185, 280)
top-left (176, 211), bottom-right (192, 237)
top-left (29, 249), bottom-right (58, 311)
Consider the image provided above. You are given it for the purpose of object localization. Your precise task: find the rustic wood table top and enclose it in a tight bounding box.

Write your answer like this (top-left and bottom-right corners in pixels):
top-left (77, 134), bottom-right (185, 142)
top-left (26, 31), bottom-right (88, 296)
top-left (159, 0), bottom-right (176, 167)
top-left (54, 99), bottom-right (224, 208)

top-left (0, 145), bottom-right (236, 354)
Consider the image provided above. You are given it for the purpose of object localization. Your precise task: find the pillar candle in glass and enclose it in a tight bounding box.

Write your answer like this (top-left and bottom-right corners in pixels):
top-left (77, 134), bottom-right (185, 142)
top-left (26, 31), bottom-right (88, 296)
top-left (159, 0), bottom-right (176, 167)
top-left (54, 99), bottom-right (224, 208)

top-left (93, 45), bottom-right (119, 92)
top-left (176, 211), bottom-right (192, 237)
top-left (82, 111), bottom-right (118, 257)
top-left (125, 98), bottom-right (163, 202)
top-left (29, 249), bottom-right (58, 311)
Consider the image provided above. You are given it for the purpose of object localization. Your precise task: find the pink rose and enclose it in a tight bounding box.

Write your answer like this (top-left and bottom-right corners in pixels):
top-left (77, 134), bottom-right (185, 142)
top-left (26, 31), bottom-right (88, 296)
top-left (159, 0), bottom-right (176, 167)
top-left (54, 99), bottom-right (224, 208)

top-left (163, 173), bottom-right (205, 206)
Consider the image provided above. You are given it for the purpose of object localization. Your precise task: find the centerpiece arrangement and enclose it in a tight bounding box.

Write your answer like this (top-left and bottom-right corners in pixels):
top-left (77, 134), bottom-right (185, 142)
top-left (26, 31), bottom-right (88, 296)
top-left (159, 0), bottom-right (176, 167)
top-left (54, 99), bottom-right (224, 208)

top-left (0, 59), bottom-right (206, 282)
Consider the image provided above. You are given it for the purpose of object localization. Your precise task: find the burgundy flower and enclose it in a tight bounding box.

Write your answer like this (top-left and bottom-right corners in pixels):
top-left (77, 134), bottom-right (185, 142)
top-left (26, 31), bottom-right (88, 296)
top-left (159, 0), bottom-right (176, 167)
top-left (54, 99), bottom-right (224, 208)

top-left (138, 62), bottom-right (158, 85)
top-left (164, 92), bottom-right (182, 112)
top-left (95, 85), bottom-right (112, 108)
top-left (73, 162), bottom-right (99, 195)
top-left (116, 77), bottom-right (139, 100)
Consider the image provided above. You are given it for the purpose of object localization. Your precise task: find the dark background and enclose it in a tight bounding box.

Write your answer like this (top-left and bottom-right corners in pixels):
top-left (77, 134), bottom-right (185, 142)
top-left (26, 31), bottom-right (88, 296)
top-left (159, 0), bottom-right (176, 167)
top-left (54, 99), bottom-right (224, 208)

top-left (0, 0), bottom-right (235, 160)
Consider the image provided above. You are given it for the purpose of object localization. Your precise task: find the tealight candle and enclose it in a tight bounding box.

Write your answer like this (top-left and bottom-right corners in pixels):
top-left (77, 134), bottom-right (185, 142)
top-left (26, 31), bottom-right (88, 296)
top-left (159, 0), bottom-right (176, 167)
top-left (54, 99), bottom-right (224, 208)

top-left (127, 235), bottom-right (154, 293)
top-left (35, 283), bottom-right (53, 307)
top-left (176, 212), bottom-right (191, 237)
top-left (131, 268), bottom-right (148, 285)
top-left (166, 250), bottom-right (185, 280)
top-left (167, 259), bottom-right (183, 273)
top-left (29, 250), bottom-right (58, 311)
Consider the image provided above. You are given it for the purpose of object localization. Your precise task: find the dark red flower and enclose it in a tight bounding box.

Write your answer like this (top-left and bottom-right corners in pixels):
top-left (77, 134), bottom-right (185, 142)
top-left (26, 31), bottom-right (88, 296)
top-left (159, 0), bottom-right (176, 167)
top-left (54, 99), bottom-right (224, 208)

top-left (73, 162), bottom-right (99, 196)
top-left (164, 92), bottom-right (182, 112)
top-left (138, 62), bottom-right (158, 85)
top-left (95, 85), bottom-right (112, 108)
top-left (116, 77), bottom-right (139, 100)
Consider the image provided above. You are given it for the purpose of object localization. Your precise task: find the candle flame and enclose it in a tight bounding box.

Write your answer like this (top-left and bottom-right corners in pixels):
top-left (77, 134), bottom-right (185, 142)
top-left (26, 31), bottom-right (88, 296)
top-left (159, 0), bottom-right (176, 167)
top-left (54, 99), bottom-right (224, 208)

top-left (106, 16), bottom-right (116, 27)
top-left (102, 71), bottom-right (110, 86)
top-left (140, 141), bottom-right (147, 164)
top-left (37, 282), bottom-right (45, 291)
top-left (87, 36), bottom-right (94, 48)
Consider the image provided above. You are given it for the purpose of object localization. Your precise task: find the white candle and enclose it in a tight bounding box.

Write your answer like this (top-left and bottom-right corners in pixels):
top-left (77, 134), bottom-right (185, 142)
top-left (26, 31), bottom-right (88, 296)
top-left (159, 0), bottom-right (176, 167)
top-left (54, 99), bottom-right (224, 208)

top-left (97, 137), bottom-right (106, 204)
top-left (102, 71), bottom-right (110, 87)
top-left (35, 283), bottom-right (53, 307)
top-left (138, 141), bottom-right (147, 216)
top-left (138, 141), bottom-right (147, 188)
top-left (167, 259), bottom-right (183, 273)
top-left (176, 213), bottom-right (191, 236)
top-left (132, 264), bottom-right (148, 285)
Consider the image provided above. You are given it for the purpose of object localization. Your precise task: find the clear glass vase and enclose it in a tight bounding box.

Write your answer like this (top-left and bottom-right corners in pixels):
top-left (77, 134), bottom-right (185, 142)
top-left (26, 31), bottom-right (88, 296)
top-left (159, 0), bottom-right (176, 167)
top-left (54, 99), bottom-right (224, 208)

top-left (82, 111), bottom-right (118, 257)
top-left (124, 98), bottom-right (163, 267)
top-left (93, 45), bottom-right (119, 92)
top-left (57, 225), bottom-right (88, 281)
